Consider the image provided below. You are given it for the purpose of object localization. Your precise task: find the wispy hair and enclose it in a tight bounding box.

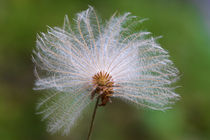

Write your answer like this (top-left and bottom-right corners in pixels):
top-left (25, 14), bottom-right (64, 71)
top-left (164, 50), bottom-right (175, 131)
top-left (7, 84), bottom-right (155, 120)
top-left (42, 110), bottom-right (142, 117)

top-left (33, 6), bottom-right (179, 135)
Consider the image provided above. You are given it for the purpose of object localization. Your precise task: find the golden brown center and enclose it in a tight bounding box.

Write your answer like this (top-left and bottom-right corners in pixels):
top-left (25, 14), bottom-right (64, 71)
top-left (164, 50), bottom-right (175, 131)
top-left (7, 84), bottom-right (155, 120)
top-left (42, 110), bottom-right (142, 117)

top-left (91, 71), bottom-right (114, 106)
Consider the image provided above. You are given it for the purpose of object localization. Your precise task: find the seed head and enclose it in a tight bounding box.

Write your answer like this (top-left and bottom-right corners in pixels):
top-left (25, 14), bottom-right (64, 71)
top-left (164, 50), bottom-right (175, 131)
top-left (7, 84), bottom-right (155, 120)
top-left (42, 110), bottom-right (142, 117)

top-left (91, 71), bottom-right (114, 106)
top-left (33, 6), bottom-right (179, 135)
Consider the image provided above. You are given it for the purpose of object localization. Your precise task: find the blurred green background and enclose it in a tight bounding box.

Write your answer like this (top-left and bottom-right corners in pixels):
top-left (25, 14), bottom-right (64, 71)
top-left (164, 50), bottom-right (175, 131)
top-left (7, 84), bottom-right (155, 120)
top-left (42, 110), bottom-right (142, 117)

top-left (0, 0), bottom-right (210, 140)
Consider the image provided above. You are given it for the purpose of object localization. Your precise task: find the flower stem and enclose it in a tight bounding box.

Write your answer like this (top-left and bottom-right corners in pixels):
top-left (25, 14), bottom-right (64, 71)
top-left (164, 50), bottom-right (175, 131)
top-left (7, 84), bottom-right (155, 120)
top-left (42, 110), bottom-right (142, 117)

top-left (87, 96), bottom-right (100, 140)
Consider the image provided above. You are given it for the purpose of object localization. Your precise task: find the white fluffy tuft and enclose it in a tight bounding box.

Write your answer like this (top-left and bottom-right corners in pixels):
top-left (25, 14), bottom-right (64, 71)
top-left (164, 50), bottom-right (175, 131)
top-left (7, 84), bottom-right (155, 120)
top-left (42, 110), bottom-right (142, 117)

top-left (33, 6), bottom-right (179, 135)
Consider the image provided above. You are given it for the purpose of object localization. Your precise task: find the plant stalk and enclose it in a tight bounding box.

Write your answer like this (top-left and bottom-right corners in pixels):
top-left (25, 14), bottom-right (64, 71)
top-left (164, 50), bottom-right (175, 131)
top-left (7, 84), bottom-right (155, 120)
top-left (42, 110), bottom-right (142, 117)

top-left (86, 96), bottom-right (100, 140)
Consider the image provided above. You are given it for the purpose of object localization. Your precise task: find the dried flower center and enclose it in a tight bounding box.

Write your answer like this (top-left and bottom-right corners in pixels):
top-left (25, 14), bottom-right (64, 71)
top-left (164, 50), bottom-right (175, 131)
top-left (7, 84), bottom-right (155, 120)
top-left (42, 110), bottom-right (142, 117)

top-left (91, 71), bottom-right (114, 106)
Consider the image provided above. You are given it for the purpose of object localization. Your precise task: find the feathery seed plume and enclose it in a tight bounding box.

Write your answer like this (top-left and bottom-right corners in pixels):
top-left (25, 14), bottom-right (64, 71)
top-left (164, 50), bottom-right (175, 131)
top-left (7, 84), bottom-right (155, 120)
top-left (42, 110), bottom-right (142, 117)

top-left (33, 6), bottom-right (179, 135)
